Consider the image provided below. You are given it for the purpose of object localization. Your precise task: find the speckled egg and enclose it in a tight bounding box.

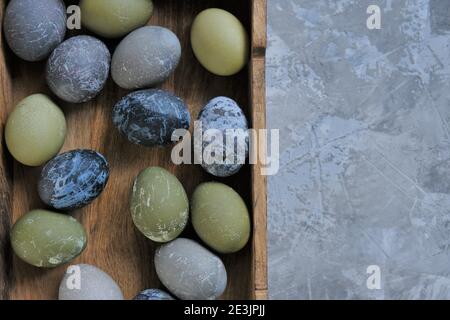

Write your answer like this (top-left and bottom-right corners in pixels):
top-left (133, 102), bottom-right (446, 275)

top-left (134, 289), bottom-right (174, 300)
top-left (155, 238), bottom-right (227, 300)
top-left (130, 167), bottom-right (189, 243)
top-left (197, 97), bottom-right (248, 177)
top-left (59, 264), bottom-right (124, 300)
top-left (3, 0), bottom-right (66, 61)
top-left (191, 8), bottom-right (249, 76)
top-left (80, 0), bottom-right (154, 38)
top-left (46, 36), bottom-right (111, 103)
top-left (113, 89), bottom-right (190, 146)
top-left (5, 94), bottom-right (66, 167)
top-left (38, 150), bottom-right (110, 211)
top-left (111, 26), bottom-right (181, 89)
top-left (192, 182), bottom-right (251, 254)
top-left (11, 210), bottom-right (87, 268)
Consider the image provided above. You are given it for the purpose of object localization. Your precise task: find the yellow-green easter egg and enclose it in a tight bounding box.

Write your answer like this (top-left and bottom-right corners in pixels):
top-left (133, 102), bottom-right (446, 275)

top-left (80, 0), bottom-right (154, 38)
top-left (191, 8), bottom-right (249, 76)
top-left (5, 94), bottom-right (66, 167)
top-left (192, 182), bottom-right (251, 254)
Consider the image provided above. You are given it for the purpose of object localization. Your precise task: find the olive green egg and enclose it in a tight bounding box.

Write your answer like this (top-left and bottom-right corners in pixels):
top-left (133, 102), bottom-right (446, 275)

top-left (11, 210), bottom-right (87, 268)
top-left (5, 94), bottom-right (66, 167)
top-left (190, 8), bottom-right (249, 76)
top-left (80, 0), bottom-right (154, 38)
top-left (130, 167), bottom-right (189, 242)
top-left (191, 182), bottom-right (250, 254)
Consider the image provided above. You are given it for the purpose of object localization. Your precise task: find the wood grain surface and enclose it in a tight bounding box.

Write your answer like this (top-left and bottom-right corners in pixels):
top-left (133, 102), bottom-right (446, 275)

top-left (0, 0), bottom-right (267, 300)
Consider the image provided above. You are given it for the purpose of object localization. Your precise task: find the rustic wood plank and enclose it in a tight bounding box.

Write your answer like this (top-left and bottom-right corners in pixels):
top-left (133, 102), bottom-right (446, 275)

top-left (0, 0), bottom-right (266, 300)
top-left (0, 0), bottom-right (13, 301)
top-left (250, 0), bottom-right (268, 300)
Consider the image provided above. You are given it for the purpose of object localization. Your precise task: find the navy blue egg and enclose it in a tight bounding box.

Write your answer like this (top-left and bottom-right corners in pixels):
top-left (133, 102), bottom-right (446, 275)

top-left (112, 89), bottom-right (190, 147)
top-left (133, 289), bottom-right (174, 300)
top-left (38, 150), bottom-right (109, 211)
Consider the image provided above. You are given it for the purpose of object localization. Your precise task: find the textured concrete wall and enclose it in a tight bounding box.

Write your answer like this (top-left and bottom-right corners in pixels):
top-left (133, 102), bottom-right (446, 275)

top-left (267, 0), bottom-right (450, 299)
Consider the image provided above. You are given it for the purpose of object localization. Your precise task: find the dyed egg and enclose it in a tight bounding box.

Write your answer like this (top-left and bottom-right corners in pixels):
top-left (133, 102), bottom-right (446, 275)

top-left (38, 150), bottom-right (109, 211)
top-left (192, 182), bottom-right (250, 254)
top-left (46, 36), bottom-right (111, 103)
top-left (11, 210), bottom-right (86, 268)
top-left (154, 238), bottom-right (227, 300)
top-left (130, 167), bottom-right (188, 242)
top-left (191, 8), bottom-right (249, 76)
top-left (111, 26), bottom-right (181, 89)
top-left (3, 0), bottom-right (66, 61)
top-left (59, 264), bottom-right (124, 300)
top-left (134, 289), bottom-right (174, 300)
top-left (5, 94), bottom-right (66, 167)
top-left (197, 97), bottom-right (248, 177)
top-left (80, 0), bottom-right (154, 38)
top-left (113, 89), bottom-right (190, 146)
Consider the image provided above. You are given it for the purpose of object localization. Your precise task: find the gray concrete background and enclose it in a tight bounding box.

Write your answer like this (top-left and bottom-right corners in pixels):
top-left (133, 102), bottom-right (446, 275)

top-left (267, 0), bottom-right (450, 299)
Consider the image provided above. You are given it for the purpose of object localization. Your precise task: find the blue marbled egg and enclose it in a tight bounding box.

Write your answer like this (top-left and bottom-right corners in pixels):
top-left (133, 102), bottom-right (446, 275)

top-left (38, 150), bottom-right (110, 210)
top-left (133, 289), bottom-right (175, 300)
top-left (112, 89), bottom-right (190, 147)
top-left (197, 97), bottom-right (249, 177)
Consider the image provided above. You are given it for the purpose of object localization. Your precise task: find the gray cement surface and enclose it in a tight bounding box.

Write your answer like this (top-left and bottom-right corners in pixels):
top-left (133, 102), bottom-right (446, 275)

top-left (267, 0), bottom-right (450, 299)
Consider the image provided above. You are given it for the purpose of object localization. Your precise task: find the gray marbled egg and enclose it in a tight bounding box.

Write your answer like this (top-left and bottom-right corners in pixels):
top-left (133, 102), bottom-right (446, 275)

top-left (38, 149), bottom-right (109, 211)
top-left (59, 264), bottom-right (124, 300)
top-left (134, 289), bottom-right (175, 300)
top-left (111, 26), bottom-right (181, 89)
top-left (154, 238), bottom-right (227, 300)
top-left (197, 97), bottom-right (249, 177)
top-left (46, 36), bottom-right (111, 103)
top-left (112, 89), bottom-right (190, 147)
top-left (3, 0), bottom-right (66, 61)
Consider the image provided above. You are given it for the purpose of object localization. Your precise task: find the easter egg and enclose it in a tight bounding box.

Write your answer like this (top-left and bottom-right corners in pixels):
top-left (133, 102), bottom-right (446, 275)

top-left (111, 26), bottom-right (181, 89)
top-left (38, 150), bottom-right (110, 211)
top-left (191, 9), bottom-right (249, 76)
top-left (3, 0), bottom-right (66, 61)
top-left (154, 238), bottom-right (227, 300)
top-left (11, 210), bottom-right (87, 268)
top-left (80, 0), bottom-right (153, 38)
top-left (113, 89), bottom-right (190, 147)
top-left (46, 36), bottom-right (111, 103)
top-left (5, 94), bottom-right (66, 167)
top-left (130, 167), bottom-right (188, 243)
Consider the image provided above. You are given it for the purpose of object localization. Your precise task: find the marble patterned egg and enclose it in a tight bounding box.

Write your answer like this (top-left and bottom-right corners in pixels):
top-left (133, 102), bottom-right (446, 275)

top-left (134, 289), bottom-right (174, 300)
top-left (192, 182), bottom-right (251, 254)
top-left (154, 238), bottom-right (227, 300)
top-left (59, 264), bottom-right (124, 300)
top-left (130, 167), bottom-right (189, 243)
top-left (46, 36), bottom-right (111, 103)
top-left (111, 26), bottom-right (181, 89)
top-left (11, 210), bottom-right (87, 268)
top-left (80, 0), bottom-right (154, 38)
top-left (113, 89), bottom-right (190, 146)
top-left (3, 0), bottom-right (66, 61)
top-left (38, 150), bottom-right (110, 211)
top-left (197, 97), bottom-right (248, 177)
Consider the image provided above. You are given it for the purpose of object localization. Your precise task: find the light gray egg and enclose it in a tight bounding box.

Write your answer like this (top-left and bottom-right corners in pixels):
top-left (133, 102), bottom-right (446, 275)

top-left (154, 238), bottom-right (227, 300)
top-left (59, 264), bottom-right (124, 300)
top-left (3, 0), bottom-right (66, 61)
top-left (46, 36), bottom-right (111, 103)
top-left (111, 26), bottom-right (181, 90)
top-left (197, 97), bottom-right (249, 177)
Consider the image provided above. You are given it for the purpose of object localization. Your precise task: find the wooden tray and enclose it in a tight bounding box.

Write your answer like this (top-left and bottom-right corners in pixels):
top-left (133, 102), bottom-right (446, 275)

top-left (0, 0), bottom-right (267, 300)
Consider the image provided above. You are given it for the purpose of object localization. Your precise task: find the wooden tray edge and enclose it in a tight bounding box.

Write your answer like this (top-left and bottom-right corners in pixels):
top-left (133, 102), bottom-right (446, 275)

top-left (250, 0), bottom-right (268, 300)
